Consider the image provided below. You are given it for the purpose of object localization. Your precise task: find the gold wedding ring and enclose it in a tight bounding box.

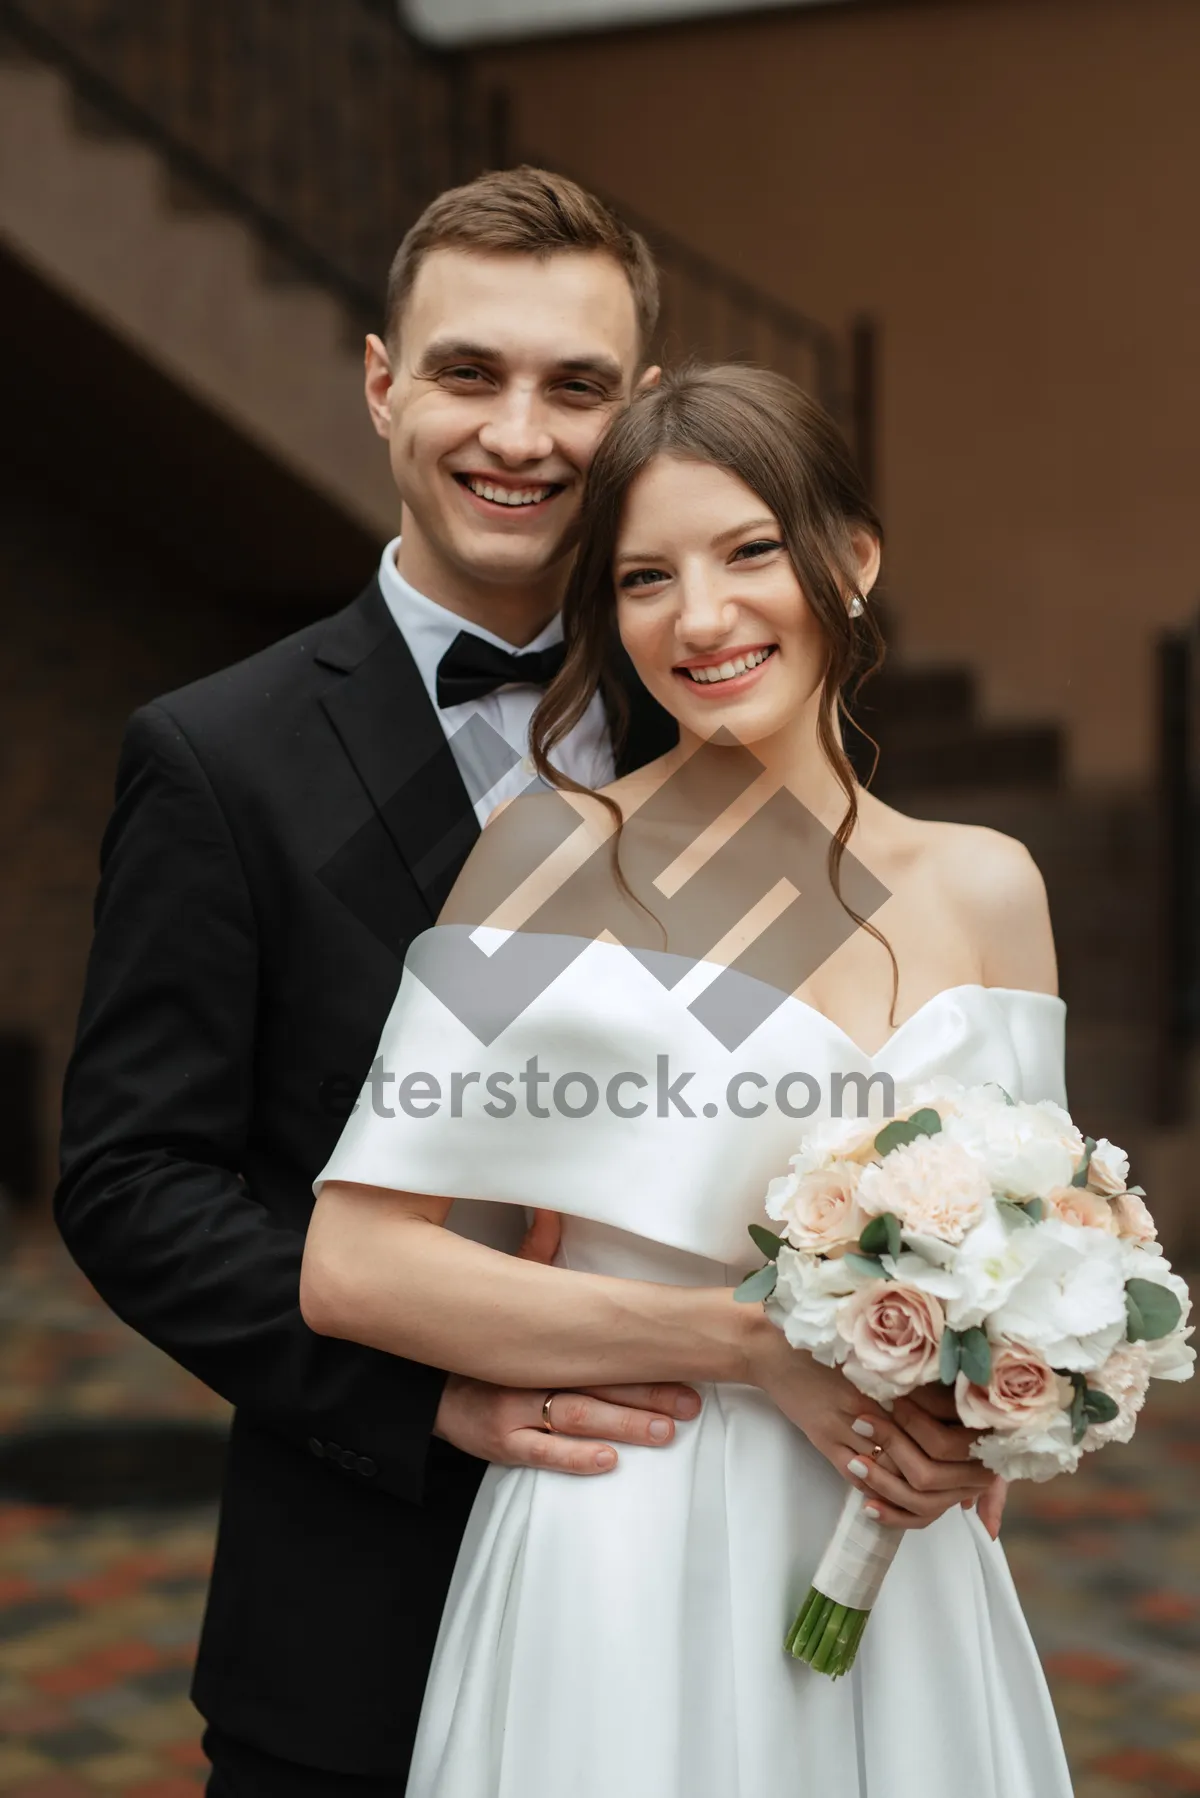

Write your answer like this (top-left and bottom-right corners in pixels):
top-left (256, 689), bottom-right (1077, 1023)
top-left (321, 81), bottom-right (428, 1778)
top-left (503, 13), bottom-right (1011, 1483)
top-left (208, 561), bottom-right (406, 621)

top-left (541, 1391), bottom-right (559, 1432)
top-left (871, 1442), bottom-right (884, 1458)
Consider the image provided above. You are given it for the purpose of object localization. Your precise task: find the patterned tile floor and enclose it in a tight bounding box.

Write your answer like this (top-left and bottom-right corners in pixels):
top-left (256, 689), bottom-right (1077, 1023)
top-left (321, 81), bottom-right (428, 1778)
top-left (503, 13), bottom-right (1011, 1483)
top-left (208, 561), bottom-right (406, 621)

top-left (0, 1225), bottom-right (1197, 1795)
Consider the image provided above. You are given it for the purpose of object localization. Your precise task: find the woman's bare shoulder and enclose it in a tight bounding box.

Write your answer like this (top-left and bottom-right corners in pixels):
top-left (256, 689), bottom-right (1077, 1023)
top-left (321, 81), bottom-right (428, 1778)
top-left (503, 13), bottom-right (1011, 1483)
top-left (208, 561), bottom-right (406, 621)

top-left (875, 806), bottom-right (1057, 993)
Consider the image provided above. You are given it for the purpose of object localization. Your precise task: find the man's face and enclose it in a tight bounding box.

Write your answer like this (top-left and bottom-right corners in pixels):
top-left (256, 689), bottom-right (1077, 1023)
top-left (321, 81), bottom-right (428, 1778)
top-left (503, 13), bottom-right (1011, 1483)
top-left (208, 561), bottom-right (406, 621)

top-left (365, 248), bottom-right (645, 604)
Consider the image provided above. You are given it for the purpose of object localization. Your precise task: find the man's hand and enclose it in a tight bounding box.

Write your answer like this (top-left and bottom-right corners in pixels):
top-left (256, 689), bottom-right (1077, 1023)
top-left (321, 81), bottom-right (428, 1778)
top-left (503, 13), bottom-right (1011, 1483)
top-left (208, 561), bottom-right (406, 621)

top-left (433, 1375), bottom-right (702, 1474)
top-left (434, 1208), bottom-right (702, 1473)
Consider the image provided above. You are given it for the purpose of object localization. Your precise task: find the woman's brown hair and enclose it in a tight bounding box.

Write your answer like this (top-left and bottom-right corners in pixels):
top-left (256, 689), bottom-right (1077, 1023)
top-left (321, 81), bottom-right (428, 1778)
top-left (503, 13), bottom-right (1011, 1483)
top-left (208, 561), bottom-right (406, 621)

top-left (529, 361), bottom-right (892, 992)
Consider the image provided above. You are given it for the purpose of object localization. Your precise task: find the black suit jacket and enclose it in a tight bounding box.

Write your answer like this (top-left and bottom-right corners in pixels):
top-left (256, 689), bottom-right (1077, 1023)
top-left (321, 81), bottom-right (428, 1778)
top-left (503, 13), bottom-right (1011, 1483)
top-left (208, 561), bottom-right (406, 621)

top-left (56, 578), bottom-right (678, 1777)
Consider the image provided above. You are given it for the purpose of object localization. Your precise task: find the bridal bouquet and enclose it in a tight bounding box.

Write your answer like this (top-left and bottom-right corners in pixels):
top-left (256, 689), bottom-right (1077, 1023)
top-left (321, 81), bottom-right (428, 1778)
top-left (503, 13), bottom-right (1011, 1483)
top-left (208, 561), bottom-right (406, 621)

top-left (735, 1081), bottom-right (1194, 1678)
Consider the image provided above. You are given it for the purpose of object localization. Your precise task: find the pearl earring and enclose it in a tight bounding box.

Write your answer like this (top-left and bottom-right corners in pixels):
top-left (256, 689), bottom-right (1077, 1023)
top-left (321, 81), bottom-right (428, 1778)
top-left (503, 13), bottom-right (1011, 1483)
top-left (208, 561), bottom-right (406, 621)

top-left (848, 594), bottom-right (865, 618)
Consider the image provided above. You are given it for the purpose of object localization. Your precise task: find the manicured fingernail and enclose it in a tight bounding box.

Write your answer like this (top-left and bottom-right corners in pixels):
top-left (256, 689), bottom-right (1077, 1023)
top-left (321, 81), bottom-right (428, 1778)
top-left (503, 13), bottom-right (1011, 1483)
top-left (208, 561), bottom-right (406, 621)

top-left (864, 1504), bottom-right (882, 1520)
top-left (595, 1448), bottom-right (617, 1469)
top-left (675, 1393), bottom-right (701, 1418)
top-left (847, 1457), bottom-right (871, 1479)
top-left (649, 1419), bottom-right (671, 1441)
top-left (851, 1418), bottom-right (876, 1439)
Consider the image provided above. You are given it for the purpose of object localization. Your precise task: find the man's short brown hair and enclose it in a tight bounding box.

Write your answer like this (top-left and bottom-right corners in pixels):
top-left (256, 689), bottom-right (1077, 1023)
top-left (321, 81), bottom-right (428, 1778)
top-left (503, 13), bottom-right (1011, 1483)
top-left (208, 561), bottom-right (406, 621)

top-left (384, 165), bottom-right (660, 356)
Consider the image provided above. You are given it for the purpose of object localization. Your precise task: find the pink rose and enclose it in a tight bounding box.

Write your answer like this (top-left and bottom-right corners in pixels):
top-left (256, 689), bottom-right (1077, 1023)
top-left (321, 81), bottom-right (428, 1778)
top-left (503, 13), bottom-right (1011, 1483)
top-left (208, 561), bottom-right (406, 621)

top-left (956, 1343), bottom-right (1070, 1433)
top-left (767, 1164), bottom-right (865, 1255)
top-left (1043, 1185), bottom-right (1119, 1233)
top-left (857, 1136), bottom-right (991, 1244)
top-left (837, 1280), bottom-right (945, 1402)
top-left (1111, 1189), bottom-right (1157, 1243)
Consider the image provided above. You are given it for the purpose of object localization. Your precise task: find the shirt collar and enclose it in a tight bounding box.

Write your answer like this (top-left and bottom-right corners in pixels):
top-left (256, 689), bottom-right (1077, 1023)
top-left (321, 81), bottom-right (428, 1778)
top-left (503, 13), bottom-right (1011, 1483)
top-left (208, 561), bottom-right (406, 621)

top-left (376, 536), bottom-right (564, 712)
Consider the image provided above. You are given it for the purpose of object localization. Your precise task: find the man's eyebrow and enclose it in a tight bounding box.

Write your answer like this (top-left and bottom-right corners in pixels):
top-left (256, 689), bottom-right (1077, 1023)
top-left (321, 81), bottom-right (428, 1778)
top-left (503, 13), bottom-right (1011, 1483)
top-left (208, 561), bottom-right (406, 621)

top-left (558, 355), bottom-right (624, 386)
top-left (615, 517), bottom-right (780, 565)
top-left (414, 338), bottom-right (502, 370)
top-left (413, 340), bottom-right (624, 386)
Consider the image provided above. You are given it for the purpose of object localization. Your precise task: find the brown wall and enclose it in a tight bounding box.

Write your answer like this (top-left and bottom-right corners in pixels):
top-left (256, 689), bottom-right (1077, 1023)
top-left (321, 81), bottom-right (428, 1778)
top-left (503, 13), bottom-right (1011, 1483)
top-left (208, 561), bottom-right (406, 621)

top-left (480, 0), bottom-right (1200, 784)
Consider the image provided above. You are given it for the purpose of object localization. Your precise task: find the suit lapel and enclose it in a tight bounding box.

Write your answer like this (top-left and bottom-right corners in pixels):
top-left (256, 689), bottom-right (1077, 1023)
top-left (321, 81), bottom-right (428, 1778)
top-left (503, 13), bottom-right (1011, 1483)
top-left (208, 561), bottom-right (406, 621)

top-left (316, 581), bottom-right (480, 930)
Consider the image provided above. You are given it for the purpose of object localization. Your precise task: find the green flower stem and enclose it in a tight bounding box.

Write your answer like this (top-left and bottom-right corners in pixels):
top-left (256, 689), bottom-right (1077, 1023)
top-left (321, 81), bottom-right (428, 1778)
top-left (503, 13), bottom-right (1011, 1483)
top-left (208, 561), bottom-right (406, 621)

top-left (785, 1589), bottom-right (872, 1676)
top-left (791, 1591), bottom-right (832, 1659)
top-left (811, 1601), bottom-right (849, 1673)
top-left (784, 1587), bottom-right (824, 1656)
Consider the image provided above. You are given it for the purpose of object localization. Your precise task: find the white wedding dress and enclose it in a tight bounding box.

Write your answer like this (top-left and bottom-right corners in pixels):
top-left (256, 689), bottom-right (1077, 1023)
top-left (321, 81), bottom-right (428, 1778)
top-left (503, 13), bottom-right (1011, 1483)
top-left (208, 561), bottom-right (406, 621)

top-left (316, 928), bottom-right (1075, 1798)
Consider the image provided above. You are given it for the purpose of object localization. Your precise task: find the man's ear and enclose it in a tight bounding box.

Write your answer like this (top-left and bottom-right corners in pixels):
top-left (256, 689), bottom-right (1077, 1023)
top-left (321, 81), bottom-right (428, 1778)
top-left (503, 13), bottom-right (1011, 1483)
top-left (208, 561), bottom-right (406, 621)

top-left (634, 363), bottom-right (662, 395)
top-left (364, 333), bottom-right (394, 440)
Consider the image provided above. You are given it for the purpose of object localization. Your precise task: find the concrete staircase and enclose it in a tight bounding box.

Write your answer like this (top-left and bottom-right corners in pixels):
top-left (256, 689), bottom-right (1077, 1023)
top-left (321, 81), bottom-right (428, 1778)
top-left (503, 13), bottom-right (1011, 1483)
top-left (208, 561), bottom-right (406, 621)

top-left (0, 39), bottom-right (398, 542)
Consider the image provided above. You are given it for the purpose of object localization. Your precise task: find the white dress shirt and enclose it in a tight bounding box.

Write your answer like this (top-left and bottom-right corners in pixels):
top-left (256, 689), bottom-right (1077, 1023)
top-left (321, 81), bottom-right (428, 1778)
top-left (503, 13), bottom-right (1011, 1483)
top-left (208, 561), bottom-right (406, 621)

top-left (376, 538), bottom-right (615, 827)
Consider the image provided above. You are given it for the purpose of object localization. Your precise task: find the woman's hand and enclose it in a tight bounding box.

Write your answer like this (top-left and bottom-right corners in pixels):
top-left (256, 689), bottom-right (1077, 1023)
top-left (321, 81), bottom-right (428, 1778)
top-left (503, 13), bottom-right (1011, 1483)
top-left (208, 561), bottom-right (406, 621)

top-left (753, 1330), bottom-right (996, 1529)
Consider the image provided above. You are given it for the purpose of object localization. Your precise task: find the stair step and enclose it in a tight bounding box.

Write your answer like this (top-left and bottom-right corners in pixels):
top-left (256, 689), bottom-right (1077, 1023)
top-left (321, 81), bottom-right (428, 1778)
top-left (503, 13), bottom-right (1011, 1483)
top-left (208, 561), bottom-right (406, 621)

top-left (872, 726), bottom-right (1062, 792)
top-left (852, 666), bottom-right (976, 728)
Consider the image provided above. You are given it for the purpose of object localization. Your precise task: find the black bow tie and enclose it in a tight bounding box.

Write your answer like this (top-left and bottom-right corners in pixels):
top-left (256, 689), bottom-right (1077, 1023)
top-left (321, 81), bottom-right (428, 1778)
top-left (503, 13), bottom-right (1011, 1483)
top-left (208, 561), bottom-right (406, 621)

top-left (435, 630), bottom-right (567, 709)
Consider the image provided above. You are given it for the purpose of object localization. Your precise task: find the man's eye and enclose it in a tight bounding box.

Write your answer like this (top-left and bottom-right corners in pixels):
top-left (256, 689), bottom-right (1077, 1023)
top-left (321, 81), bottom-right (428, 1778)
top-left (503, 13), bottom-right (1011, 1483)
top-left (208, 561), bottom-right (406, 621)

top-left (620, 567), bottom-right (669, 590)
top-left (732, 538), bottom-right (783, 561)
top-left (559, 379), bottom-right (607, 401)
top-left (443, 366), bottom-right (488, 384)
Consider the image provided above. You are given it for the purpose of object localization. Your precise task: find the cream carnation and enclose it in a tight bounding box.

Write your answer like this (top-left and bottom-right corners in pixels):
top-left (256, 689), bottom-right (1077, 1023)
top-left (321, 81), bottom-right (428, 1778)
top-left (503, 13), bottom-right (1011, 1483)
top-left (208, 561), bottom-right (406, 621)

top-left (785, 1116), bottom-right (879, 1178)
top-left (971, 1408), bottom-right (1084, 1481)
top-left (766, 1163), bottom-right (865, 1255)
top-left (836, 1279), bottom-right (945, 1402)
top-left (858, 1136), bottom-right (991, 1245)
top-left (956, 1344), bottom-right (1071, 1433)
top-left (1084, 1341), bottom-right (1151, 1448)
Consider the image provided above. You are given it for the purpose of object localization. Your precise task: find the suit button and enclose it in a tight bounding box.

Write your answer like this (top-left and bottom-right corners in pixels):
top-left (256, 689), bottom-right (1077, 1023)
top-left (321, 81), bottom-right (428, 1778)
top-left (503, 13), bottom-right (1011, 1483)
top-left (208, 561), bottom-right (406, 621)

top-left (339, 1448), bottom-right (358, 1472)
top-left (308, 1438), bottom-right (324, 1458)
top-left (358, 1456), bottom-right (377, 1478)
top-left (327, 1442), bottom-right (343, 1460)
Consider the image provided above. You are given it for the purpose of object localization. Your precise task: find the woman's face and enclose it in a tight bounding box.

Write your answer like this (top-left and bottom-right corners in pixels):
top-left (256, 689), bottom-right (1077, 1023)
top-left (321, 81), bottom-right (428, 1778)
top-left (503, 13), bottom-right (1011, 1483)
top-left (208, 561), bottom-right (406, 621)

top-left (614, 454), bottom-right (829, 746)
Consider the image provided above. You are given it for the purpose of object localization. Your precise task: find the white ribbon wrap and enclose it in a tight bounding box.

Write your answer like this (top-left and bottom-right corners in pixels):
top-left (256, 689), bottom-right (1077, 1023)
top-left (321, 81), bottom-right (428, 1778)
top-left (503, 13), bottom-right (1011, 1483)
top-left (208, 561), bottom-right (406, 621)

top-left (810, 1488), bottom-right (902, 1611)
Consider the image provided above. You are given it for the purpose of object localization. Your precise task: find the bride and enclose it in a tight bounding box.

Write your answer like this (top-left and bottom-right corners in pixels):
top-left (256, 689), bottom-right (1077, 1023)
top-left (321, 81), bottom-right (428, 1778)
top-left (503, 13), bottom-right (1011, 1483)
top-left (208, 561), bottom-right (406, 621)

top-left (302, 364), bottom-right (1073, 1796)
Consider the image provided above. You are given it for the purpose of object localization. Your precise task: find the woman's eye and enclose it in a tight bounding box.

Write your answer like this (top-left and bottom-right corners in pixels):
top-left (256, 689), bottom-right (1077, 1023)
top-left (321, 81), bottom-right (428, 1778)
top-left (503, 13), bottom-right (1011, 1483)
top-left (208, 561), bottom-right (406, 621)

top-left (732, 538), bottom-right (783, 562)
top-left (620, 567), bottom-right (669, 590)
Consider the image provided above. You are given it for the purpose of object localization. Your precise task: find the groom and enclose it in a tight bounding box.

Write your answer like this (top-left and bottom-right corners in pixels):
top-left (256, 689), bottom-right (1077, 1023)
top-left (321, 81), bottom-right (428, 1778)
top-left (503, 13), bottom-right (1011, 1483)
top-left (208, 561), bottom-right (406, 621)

top-left (56, 167), bottom-right (690, 1796)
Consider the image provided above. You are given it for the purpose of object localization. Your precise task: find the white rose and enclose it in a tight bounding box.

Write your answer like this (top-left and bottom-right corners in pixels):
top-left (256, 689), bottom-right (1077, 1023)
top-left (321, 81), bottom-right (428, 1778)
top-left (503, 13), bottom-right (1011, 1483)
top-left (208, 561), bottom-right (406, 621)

top-left (767, 1247), bottom-right (863, 1365)
top-left (1086, 1138), bottom-right (1130, 1196)
top-left (1084, 1341), bottom-right (1151, 1448)
top-left (942, 1097), bottom-right (1082, 1200)
top-left (858, 1136), bottom-right (991, 1245)
top-left (970, 1408), bottom-right (1083, 1481)
top-left (986, 1219), bottom-right (1128, 1372)
top-left (766, 1163), bottom-right (865, 1255)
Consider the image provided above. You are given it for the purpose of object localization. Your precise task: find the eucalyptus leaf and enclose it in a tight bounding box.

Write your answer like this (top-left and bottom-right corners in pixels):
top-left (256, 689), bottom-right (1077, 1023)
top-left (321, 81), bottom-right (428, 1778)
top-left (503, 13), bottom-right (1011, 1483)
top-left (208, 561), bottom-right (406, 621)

top-left (1123, 1277), bottom-right (1181, 1342)
top-left (1024, 1197), bottom-right (1045, 1222)
top-left (1069, 1375), bottom-right (1088, 1445)
top-left (939, 1327), bottom-right (962, 1387)
top-left (843, 1253), bottom-right (887, 1280)
top-left (1070, 1137), bottom-right (1097, 1189)
top-left (997, 1199), bottom-right (1035, 1230)
top-left (873, 1107), bottom-right (943, 1158)
top-left (733, 1262), bottom-right (778, 1304)
top-left (1126, 1185), bottom-right (1146, 1197)
top-left (958, 1327), bottom-right (993, 1388)
top-left (748, 1223), bottom-right (786, 1262)
top-left (858, 1213), bottom-right (902, 1260)
top-left (1081, 1389), bottom-right (1119, 1425)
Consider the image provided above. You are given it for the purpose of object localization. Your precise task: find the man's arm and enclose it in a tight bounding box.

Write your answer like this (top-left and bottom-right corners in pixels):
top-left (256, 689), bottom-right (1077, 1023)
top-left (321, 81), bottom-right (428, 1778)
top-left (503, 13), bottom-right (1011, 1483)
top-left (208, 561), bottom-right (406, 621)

top-left (56, 702), bottom-right (451, 1503)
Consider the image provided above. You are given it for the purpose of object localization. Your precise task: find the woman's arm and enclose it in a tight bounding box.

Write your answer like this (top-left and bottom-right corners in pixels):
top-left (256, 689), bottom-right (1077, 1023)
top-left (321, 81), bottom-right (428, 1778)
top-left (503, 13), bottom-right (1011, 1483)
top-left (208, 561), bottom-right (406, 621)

top-left (301, 1181), bottom-right (761, 1390)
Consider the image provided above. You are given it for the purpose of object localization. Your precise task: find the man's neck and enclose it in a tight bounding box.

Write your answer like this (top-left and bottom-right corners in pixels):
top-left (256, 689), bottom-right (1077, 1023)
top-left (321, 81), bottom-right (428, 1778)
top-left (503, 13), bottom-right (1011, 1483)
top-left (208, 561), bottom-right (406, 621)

top-left (392, 530), bottom-right (567, 650)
